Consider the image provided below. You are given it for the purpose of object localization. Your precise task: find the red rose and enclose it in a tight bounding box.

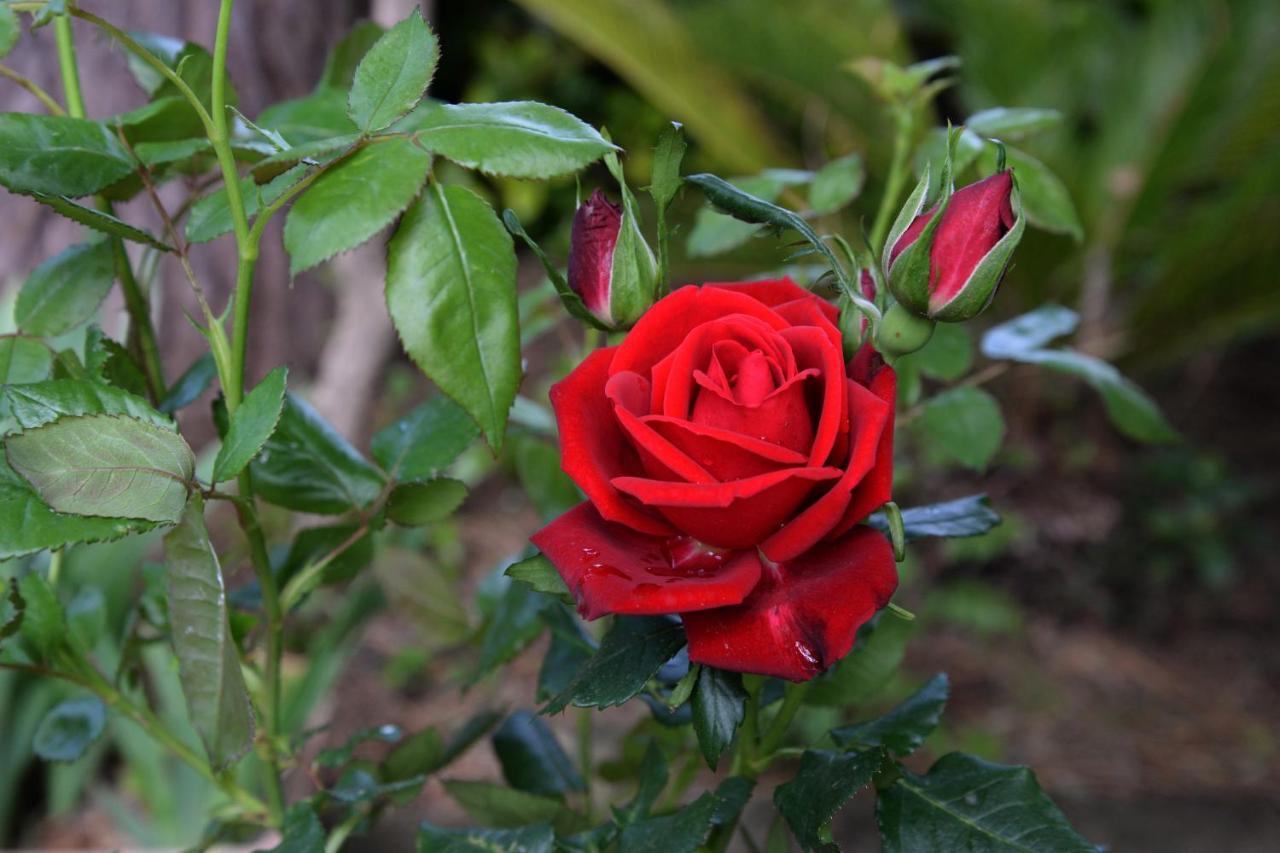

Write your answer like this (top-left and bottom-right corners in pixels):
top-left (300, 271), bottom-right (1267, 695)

top-left (532, 280), bottom-right (898, 681)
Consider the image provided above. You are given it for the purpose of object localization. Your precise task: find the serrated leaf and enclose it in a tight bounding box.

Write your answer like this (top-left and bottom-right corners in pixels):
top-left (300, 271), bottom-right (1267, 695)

top-left (876, 753), bottom-right (1093, 852)
top-left (371, 395), bottom-right (480, 480)
top-left (212, 366), bottom-right (286, 483)
top-left (649, 122), bottom-right (687, 211)
top-left (186, 164), bottom-right (309, 244)
top-left (444, 780), bottom-right (566, 828)
top-left (966, 107), bottom-right (1064, 141)
top-left (619, 792), bottom-right (719, 853)
top-left (6, 414), bottom-right (193, 522)
top-left (416, 822), bottom-right (554, 853)
top-left (691, 666), bottom-right (746, 770)
top-left (387, 183), bottom-right (520, 451)
top-left (33, 697), bottom-right (106, 763)
top-left (257, 88), bottom-right (358, 146)
top-left (774, 748), bottom-right (885, 852)
top-left (538, 605), bottom-right (594, 702)
top-left (831, 673), bottom-right (949, 756)
top-left (506, 553), bottom-right (572, 601)
top-left (807, 609), bottom-right (914, 707)
top-left (916, 386), bottom-right (1005, 471)
top-left (1, 336), bottom-right (53, 387)
top-left (0, 115), bottom-right (135, 198)
top-left (399, 100), bottom-right (615, 178)
top-left (164, 495), bottom-right (254, 769)
top-left (283, 138), bottom-right (430, 275)
top-left (156, 353), bottom-right (216, 414)
top-left (493, 709), bottom-right (585, 796)
top-left (17, 572), bottom-right (65, 658)
top-left (867, 495), bottom-right (1001, 542)
top-left (544, 616), bottom-right (686, 714)
top-left (15, 241), bottom-right (116, 337)
top-left (4, 379), bottom-right (172, 430)
top-left (347, 8), bottom-right (437, 131)
top-left (250, 393), bottom-right (386, 515)
top-left (809, 153), bottom-right (865, 214)
top-left (27, 195), bottom-right (171, 251)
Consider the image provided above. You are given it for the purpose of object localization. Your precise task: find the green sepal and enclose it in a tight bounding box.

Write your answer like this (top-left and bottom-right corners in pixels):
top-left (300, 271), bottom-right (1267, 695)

top-left (602, 149), bottom-right (659, 329)
top-left (502, 209), bottom-right (610, 332)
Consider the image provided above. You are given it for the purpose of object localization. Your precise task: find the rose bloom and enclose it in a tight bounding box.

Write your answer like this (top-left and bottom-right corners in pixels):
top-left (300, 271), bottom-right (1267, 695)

top-left (532, 280), bottom-right (897, 681)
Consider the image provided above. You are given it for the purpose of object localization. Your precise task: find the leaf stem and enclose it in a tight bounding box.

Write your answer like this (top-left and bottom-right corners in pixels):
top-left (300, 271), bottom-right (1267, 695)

top-left (0, 63), bottom-right (65, 114)
top-left (756, 681), bottom-right (809, 758)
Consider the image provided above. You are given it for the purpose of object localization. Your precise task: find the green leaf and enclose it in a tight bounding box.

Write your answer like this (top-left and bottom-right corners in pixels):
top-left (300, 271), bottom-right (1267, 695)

top-left (33, 697), bottom-right (106, 763)
top-left (386, 477), bottom-right (468, 526)
top-left (387, 183), bottom-right (521, 451)
top-left (373, 547), bottom-right (469, 643)
top-left (538, 606), bottom-right (594, 702)
top-left (711, 776), bottom-right (755, 827)
top-left (0, 6), bottom-right (19, 58)
top-left (15, 241), bottom-right (116, 337)
top-left (444, 780), bottom-right (566, 828)
top-left (980, 305), bottom-right (1079, 357)
top-left (315, 723), bottom-right (403, 768)
top-left (260, 803), bottom-right (324, 853)
top-left (981, 144), bottom-right (1081, 240)
top-left (876, 753), bottom-right (1093, 852)
top-left (17, 572), bottom-right (66, 658)
top-left (399, 100), bottom-right (615, 179)
top-left (493, 709), bottom-right (585, 796)
top-left (0, 336), bottom-right (53, 386)
top-left (621, 742), bottom-right (670, 823)
top-left (966, 108), bottom-right (1064, 141)
top-left (619, 792), bottom-right (720, 853)
top-left (513, 437), bottom-right (581, 519)
top-left (506, 553), bottom-right (572, 602)
top-left (774, 748), bottom-right (886, 852)
top-left (684, 174), bottom-right (783, 258)
top-left (807, 609), bottom-right (914, 707)
top-left (691, 666), bottom-right (746, 769)
top-left (416, 822), bottom-right (554, 853)
top-left (1, 581), bottom-right (22, 645)
top-left (124, 33), bottom-right (227, 112)
top-left (163, 495), bottom-right (255, 769)
top-left (156, 353), bottom-right (216, 414)
top-left (383, 726), bottom-right (446, 781)
top-left (283, 138), bottom-right (430, 275)
top-left (916, 386), bottom-right (1005, 471)
top-left (4, 379), bottom-right (172, 430)
top-left (320, 21), bottom-right (385, 89)
top-left (649, 122), bottom-right (687, 211)
top-left (186, 164), bottom-right (309, 244)
top-left (0, 115), bottom-right (135, 197)
top-left (347, 8), bottom-right (437, 131)
top-left (372, 395), bottom-right (480, 481)
top-left (867, 495), bottom-right (1002, 542)
top-left (26, 195), bottom-right (171, 251)
top-left (250, 393), bottom-right (386, 515)
top-left (831, 673), bottom-right (949, 756)
top-left (544, 616), bottom-right (686, 713)
top-left (211, 366), bottom-right (286, 483)
top-left (6, 414), bottom-right (193, 522)
top-left (257, 89), bottom-right (358, 146)
top-left (472, 580), bottom-right (549, 683)
top-left (900, 323), bottom-right (974, 382)
top-left (808, 153), bottom-right (865, 214)
top-left (329, 765), bottom-right (426, 805)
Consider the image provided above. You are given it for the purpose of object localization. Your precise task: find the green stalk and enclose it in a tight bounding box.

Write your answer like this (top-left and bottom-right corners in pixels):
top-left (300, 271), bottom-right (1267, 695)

top-left (869, 107), bottom-right (916, 256)
top-left (757, 681), bottom-right (810, 758)
top-left (52, 13), bottom-right (166, 402)
top-left (0, 63), bottom-right (66, 114)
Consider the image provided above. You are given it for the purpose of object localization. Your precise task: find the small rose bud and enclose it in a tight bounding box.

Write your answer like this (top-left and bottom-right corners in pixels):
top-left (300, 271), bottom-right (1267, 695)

top-left (568, 189), bottom-right (657, 330)
top-left (886, 170), bottom-right (1024, 322)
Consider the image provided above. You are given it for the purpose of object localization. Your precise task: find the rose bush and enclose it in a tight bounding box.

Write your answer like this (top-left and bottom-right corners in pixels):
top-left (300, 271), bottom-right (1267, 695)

top-left (532, 279), bottom-right (898, 681)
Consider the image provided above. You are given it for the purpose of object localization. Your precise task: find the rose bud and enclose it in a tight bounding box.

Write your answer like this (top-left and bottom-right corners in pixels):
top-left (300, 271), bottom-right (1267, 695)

top-left (568, 189), bottom-right (658, 330)
top-left (884, 170), bottom-right (1025, 323)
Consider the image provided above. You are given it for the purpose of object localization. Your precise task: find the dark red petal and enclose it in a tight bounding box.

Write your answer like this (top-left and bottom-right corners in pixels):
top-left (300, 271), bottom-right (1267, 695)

top-left (779, 325), bottom-right (847, 466)
top-left (761, 371), bottom-right (893, 562)
top-left (690, 366), bottom-right (816, 454)
top-left (610, 285), bottom-right (790, 379)
top-left (652, 315), bottom-right (795, 419)
top-left (568, 189), bottom-right (621, 319)
top-left (644, 415), bottom-right (808, 481)
top-left (612, 467), bottom-right (841, 550)
top-left (772, 297), bottom-right (843, 353)
top-left (828, 361), bottom-right (897, 541)
top-left (531, 502), bottom-right (762, 619)
top-left (890, 209), bottom-right (935, 266)
top-left (614, 403), bottom-right (715, 484)
top-left (550, 347), bottom-right (672, 536)
top-left (707, 278), bottom-right (840, 326)
top-left (929, 171), bottom-right (1014, 306)
top-left (684, 526), bottom-right (898, 681)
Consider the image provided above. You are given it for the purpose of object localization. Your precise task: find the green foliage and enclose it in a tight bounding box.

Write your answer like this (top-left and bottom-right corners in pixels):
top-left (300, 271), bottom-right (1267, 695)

top-left (915, 387), bottom-right (1006, 471)
top-left (186, 165), bottom-right (308, 244)
top-left (444, 780), bottom-right (566, 828)
top-left (261, 804), bottom-right (324, 853)
top-left (774, 748), bottom-right (886, 852)
top-left (0, 6), bottom-right (18, 58)
top-left (24, 195), bottom-right (171, 252)
top-left (0, 115), bottom-right (135, 198)
top-left (386, 478), bottom-right (469, 526)
top-left (4, 379), bottom-right (172, 430)
top-left (808, 609), bottom-right (914, 707)
top-left (347, 8), bottom-right (438, 132)
top-left (544, 616), bottom-right (685, 713)
top-left (15, 241), bottom-right (116, 337)
top-left (211, 366), bottom-right (286, 483)
top-left (371, 395), bottom-right (479, 480)
top-left (831, 674), bottom-right (949, 756)
top-left (867, 495), bottom-right (1002, 542)
top-left (618, 791), bottom-right (719, 853)
top-left (493, 710), bottom-right (586, 796)
top-left (690, 666), bottom-right (746, 769)
top-left (809, 153), bottom-right (865, 214)
top-left (33, 697), bottom-right (107, 763)
top-left (416, 822), bottom-right (555, 853)
top-left (16, 572), bottom-right (65, 660)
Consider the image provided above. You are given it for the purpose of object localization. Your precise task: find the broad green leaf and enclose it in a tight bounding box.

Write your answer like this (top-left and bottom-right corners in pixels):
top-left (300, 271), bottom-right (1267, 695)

top-left (33, 697), bottom-right (106, 763)
top-left (444, 780), bottom-right (566, 828)
top-left (371, 395), bottom-right (480, 480)
top-left (831, 673), bottom-right (949, 756)
top-left (416, 822), bottom-right (554, 853)
top-left (186, 164), bottom-right (309, 244)
top-left (347, 8), bottom-right (437, 131)
top-left (6, 414), bottom-right (193, 522)
top-left (513, 437), bottom-right (581, 519)
top-left (0, 6), bottom-right (18, 58)
top-left (0, 336), bottom-right (53, 386)
top-left (163, 496), bottom-right (254, 769)
top-left (386, 477), bottom-right (468, 526)
top-left (4, 379), bottom-right (171, 430)
top-left (472, 580), bottom-right (550, 683)
top-left (27, 195), bottom-right (171, 251)
top-left (867, 494), bottom-right (1002, 542)
top-left (211, 366), bottom-right (286, 483)
top-left (619, 792), bottom-right (719, 853)
top-left (257, 88), bottom-right (358, 145)
top-left (876, 753), bottom-right (1093, 852)
top-left (0, 115), bottom-right (135, 197)
top-left (156, 353), bottom-right (216, 414)
top-left (981, 144), bottom-right (1082, 239)
top-left (387, 183), bottom-right (521, 451)
top-left (374, 547), bottom-right (469, 644)
top-left (538, 606), bottom-right (594, 702)
top-left (544, 616), bottom-right (686, 713)
top-left (807, 609), bottom-right (914, 707)
top-left (774, 748), bottom-right (886, 852)
top-left (283, 138), bottom-right (430, 275)
top-left (711, 776), bottom-right (755, 827)
top-left (981, 305), bottom-right (1079, 358)
top-left (649, 122), bottom-right (687, 211)
top-left (493, 709), bottom-right (585, 796)
top-left (620, 743), bottom-right (670, 823)
top-left (250, 393), bottom-right (386, 514)
top-left (17, 572), bottom-right (65, 658)
top-left (400, 100), bottom-right (615, 179)
top-left (15, 241), bottom-right (116, 337)
top-left (383, 727), bottom-right (446, 781)
top-left (320, 21), bottom-right (385, 89)
top-left (261, 803), bottom-right (324, 853)
top-left (506, 553), bottom-right (572, 602)
top-left (691, 666), bottom-right (746, 769)
top-left (916, 386), bottom-right (1005, 471)
top-left (85, 330), bottom-right (149, 398)
top-left (966, 107), bottom-right (1064, 141)
top-left (901, 323), bottom-right (974, 382)
top-left (809, 153), bottom-right (865, 214)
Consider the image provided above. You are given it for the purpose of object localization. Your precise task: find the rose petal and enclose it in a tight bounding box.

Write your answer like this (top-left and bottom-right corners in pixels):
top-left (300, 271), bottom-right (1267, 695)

top-left (690, 363), bottom-right (816, 455)
top-left (613, 404), bottom-right (715, 484)
top-left (612, 466), bottom-right (841, 549)
top-left (772, 297), bottom-right (843, 353)
top-left (644, 415), bottom-right (808, 482)
top-left (550, 347), bottom-right (672, 536)
top-left (531, 502), bottom-right (762, 619)
top-left (684, 526), bottom-right (898, 681)
top-left (654, 315), bottom-right (796, 419)
top-left (780, 325), bottom-right (847, 466)
top-left (828, 360), bottom-right (897, 541)
top-left (707, 278), bottom-right (840, 326)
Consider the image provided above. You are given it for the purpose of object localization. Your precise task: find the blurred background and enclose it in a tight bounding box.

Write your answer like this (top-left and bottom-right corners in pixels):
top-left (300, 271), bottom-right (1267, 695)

top-left (1, 0), bottom-right (1278, 849)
